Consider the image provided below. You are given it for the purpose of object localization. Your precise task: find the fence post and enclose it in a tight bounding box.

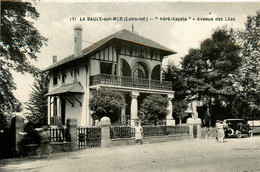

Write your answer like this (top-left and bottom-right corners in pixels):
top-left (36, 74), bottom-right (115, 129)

top-left (11, 116), bottom-right (25, 156)
top-left (100, 117), bottom-right (111, 148)
top-left (69, 118), bottom-right (78, 151)
top-left (195, 118), bottom-right (202, 139)
top-left (187, 118), bottom-right (195, 138)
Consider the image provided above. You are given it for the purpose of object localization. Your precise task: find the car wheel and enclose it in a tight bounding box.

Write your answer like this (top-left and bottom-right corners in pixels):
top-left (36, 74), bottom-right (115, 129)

top-left (248, 131), bottom-right (253, 138)
top-left (236, 131), bottom-right (242, 138)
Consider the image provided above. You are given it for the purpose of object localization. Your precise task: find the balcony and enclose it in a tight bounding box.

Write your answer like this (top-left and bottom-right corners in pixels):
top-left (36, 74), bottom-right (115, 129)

top-left (90, 74), bottom-right (172, 91)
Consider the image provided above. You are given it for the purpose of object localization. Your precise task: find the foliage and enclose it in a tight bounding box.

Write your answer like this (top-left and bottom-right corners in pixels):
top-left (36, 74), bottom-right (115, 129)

top-left (172, 100), bottom-right (188, 120)
top-left (163, 62), bottom-right (189, 121)
top-left (89, 88), bottom-right (126, 123)
top-left (163, 62), bottom-right (187, 100)
top-left (0, 1), bottom-right (47, 111)
top-left (182, 29), bottom-right (242, 98)
top-left (23, 121), bottom-right (41, 144)
top-left (231, 11), bottom-right (260, 119)
top-left (0, 66), bottom-right (19, 111)
top-left (0, 111), bottom-right (12, 130)
top-left (138, 94), bottom-right (168, 125)
top-left (181, 28), bottom-right (242, 124)
top-left (26, 72), bottom-right (48, 128)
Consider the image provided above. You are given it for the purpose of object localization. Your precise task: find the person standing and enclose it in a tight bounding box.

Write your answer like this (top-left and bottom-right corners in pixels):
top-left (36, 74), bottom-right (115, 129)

top-left (135, 121), bottom-right (143, 145)
top-left (37, 126), bottom-right (51, 158)
top-left (217, 121), bottom-right (225, 143)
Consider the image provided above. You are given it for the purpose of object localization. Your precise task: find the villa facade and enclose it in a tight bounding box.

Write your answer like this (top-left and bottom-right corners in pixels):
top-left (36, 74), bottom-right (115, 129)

top-left (44, 26), bottom-right (176, 127)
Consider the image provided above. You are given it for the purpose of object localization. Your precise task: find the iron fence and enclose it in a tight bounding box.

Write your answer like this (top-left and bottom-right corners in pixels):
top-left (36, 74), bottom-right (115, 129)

top-left (142, 125), bottom-right (189, 137)
top-left (49, 128), bottom-right (67, 142)
top-left (110, 126), bottom-right (135, 139)
top-left (77, 127), bottom-right (101, 149)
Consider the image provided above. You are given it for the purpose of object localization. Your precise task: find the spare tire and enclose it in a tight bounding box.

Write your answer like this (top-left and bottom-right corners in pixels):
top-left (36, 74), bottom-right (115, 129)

top-left (227, 128), bottom-right (234, 136)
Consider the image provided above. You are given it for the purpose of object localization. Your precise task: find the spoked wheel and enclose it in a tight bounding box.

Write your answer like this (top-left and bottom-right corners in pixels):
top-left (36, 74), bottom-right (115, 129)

top-left (236, 131), bottom-right (242, 138)
top-left (248, 131), bottom-right (253, 138)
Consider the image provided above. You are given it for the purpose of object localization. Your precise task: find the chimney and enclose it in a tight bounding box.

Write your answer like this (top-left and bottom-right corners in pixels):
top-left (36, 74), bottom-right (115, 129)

top-left (74, 25), bottom-right (82, 58)
top-left (53, 55), bottom-right (57, 63)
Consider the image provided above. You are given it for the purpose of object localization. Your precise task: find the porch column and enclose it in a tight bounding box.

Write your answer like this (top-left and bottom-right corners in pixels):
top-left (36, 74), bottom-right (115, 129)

top-left (48, 96), bottom-right (51, 125)
top-left (117, 56), bottom-right (121, 77)
top-left (121, 105), bottom-right (126, 125)
top-left (160, 64), bottom-right (163, 82)
top-left (80, 91), bottom-right (87, 126)
top-left (166, 93), bottom-right (175, 126)
top-left (57, 98), bottom-right (60, 119)
top-left (50, 97), bottom-right (54, 120)
top-left (130, 91), bottom-right (139, 126)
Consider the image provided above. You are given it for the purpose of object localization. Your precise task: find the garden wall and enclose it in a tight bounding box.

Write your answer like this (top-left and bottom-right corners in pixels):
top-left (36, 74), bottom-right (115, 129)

top-left (110, 134), bottom-right (191, 147)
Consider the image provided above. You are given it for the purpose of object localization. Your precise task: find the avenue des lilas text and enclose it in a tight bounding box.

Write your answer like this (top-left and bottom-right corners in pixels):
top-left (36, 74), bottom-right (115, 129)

top-left (69, 16), bottom-right (235, 22)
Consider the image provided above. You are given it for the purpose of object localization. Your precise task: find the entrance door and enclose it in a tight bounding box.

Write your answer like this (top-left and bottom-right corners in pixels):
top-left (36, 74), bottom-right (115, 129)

top-left (61, 98), bottom-right (66, 125)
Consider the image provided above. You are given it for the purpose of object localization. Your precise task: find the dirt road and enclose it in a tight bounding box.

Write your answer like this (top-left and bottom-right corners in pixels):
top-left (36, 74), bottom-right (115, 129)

top-left (1, 136), bottom-right (260, 172)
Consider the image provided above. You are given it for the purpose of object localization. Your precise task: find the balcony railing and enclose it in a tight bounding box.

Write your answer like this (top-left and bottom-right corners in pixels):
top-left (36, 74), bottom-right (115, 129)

top-left (90, 74), bottom-right (172, 91)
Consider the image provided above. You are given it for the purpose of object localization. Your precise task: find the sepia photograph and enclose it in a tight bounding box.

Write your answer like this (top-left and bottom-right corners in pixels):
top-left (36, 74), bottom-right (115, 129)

top-left (0, 0), bottom-right (260, 171)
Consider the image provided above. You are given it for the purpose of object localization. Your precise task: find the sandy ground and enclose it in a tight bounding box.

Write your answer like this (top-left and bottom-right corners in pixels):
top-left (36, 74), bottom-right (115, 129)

top-left (1, 136), bottom-right (260, 172)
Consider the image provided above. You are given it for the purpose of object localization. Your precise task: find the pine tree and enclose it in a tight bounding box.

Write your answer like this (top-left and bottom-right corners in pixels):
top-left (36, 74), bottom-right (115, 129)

top-left (26, 72), bottom-right (48, 127)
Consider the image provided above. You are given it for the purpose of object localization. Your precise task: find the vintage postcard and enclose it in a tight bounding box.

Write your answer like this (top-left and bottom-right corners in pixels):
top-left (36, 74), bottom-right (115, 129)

top-left (1, 1), bottom-right (260, 171)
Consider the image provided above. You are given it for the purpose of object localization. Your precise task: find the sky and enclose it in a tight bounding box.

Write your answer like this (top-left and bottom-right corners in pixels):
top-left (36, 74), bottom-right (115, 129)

top-left (12, 1), bottom-right (260, 106)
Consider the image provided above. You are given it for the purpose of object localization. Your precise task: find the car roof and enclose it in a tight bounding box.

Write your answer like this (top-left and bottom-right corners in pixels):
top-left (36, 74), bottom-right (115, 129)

top-left (224, 119), bottom-right (245, 121)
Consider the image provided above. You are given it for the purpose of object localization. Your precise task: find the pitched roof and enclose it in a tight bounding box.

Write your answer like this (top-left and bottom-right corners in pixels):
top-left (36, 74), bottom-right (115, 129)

top-left (45, 82), bottom-right (84, 96)
top-left (44, 29), bottom-right (176, 71)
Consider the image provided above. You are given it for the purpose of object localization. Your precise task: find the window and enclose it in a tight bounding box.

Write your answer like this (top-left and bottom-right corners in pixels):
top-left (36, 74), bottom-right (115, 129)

top-left (53, 74), bottom-right (58, 85)
top-left (62, 72), bottom-right (66, 84)
top-left (100, 62), bottom-right (113, 75)
top-left (151, 65), bottom-right (161, 80)
top-left (132, 62), bottom-right (148, 79)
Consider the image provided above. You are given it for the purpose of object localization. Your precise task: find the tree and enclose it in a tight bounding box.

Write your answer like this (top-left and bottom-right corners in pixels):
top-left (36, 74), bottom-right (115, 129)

top-left (0, 1), bottom-right (47, 111)
top-left (231, 11), bottom-right (260, 119)
top-left (138, 94), bottom-right (168, 125)
top-left (26, 72), bottom-right (48, 128)
top-left (181, 28), bottom-right (242, 125)
top-left (163, 62), bottom-right (189, 122)
top-left (89, 88), bottom-right (126, 123)
top-left (163, 62), bottom-right (187, 99)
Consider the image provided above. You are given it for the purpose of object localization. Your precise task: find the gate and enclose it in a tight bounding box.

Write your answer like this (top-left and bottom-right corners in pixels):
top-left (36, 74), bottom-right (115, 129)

top-left (77, 127), bottom-right (101, 149)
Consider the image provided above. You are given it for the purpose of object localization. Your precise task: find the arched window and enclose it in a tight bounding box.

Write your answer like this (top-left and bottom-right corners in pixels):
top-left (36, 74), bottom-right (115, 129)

top-left (151, 65), bottom-right (161, 80)
top-left (121, 59), bottom-right (131, 77)
top-left (132, 62), bottom-right (148, 79)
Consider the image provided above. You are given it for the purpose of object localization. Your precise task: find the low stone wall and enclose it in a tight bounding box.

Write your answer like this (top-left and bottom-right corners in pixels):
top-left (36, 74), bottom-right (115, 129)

top-left (143, 134), bottom-right (191, 144)
top-left (51, 142), bottom-right (71, 152)
top-left (110, 138), bottom-right (136, 147)
top-left (110, 134), bottom-right (191, 147)
top-left (201, 127), bottom-right (217, 138)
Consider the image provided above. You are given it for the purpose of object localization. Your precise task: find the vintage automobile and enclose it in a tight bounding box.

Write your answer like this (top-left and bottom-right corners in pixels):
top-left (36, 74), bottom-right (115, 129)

top-left (224, 119), bottom-right (253, 138)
